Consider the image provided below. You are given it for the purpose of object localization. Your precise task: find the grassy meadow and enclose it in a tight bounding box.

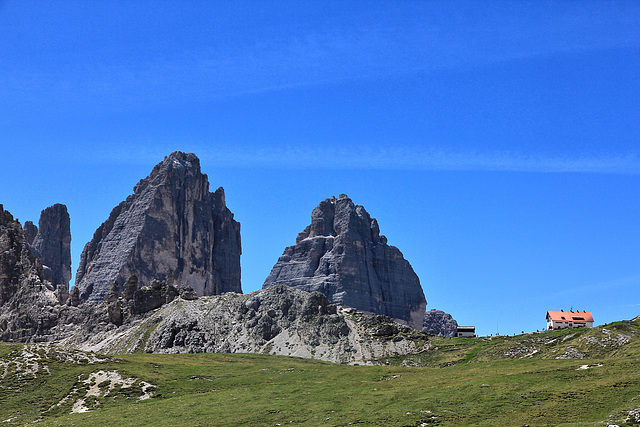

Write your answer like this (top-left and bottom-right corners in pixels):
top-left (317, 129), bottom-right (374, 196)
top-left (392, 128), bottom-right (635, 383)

top-left (1, 320), bottom-right (639, 426)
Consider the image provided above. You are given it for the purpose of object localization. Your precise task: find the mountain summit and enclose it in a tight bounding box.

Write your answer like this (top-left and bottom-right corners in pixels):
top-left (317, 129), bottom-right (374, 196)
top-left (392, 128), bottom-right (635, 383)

top-left (74, 151), bottom-right (242, 303)
top-left (27, 203), bottom-right (72, 294)
top-left (263, 194), bottom-right (426, 329)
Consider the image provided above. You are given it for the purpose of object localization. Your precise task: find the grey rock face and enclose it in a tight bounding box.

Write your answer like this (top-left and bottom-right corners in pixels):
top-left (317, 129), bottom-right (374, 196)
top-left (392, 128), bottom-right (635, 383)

top-left (1, 205), bottom-right (35, 306)
top-left (0, 205), bottom-right (62, 341)
top-left (422, 309), bottom-right (458, 337)
top-left (30, 204), bottom-right (72, 291)
top-left (122, 275), bottom-right (139, 301)
top-left (69, 286), bottom-right (80, 307)
top-left (105, 280), bottom-right (121, 304)
top-left (73, 285), bottom-right (428, 364)
top-left (2, 208), bottom-right (427, 364)
top-left (130, 279), bottom-right (178, 315)
top-left (74, 151), bottom-right (242, 303)
top-left (263, 194), bottom-right (427, 330)
top-left (23, 221), bottom-right (38, 245)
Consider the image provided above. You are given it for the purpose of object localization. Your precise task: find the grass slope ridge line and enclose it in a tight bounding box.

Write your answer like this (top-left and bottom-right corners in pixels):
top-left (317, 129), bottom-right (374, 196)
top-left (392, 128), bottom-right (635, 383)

top-left (0, 319), bottom-right (639, 426)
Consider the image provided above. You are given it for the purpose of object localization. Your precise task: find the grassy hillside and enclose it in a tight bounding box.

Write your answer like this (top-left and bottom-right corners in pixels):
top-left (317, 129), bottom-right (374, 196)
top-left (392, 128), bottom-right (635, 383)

top-left (1, 320), bottom-right (639, 426)
top-left (381, 319), bottom-right (640, 367)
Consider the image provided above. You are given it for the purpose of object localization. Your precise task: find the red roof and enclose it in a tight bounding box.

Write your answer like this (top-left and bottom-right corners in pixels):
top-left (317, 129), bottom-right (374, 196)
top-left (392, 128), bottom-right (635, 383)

top-left (546, 310), bottom-right (593, 323)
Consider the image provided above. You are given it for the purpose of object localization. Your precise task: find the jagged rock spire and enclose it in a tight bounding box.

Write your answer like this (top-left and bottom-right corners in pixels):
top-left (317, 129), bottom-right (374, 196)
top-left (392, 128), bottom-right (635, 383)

top-left (74, 151), bottom-right (242, 303)
top-left (29, 203), bottom-right (72, 292)
top-left (263, 194), bottom-right (427, 329)
top-left (0, 205), bottom-right (61, 340)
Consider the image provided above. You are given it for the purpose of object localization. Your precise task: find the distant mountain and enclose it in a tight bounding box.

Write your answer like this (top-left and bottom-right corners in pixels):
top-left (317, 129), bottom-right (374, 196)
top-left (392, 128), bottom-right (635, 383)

top-left (74, 151), bottom-right (242, 303)
top-left (263, 194), bottom-right (427, 329)
top-left (0, 203), bottom-right (426, 365)
top-left (0, 152), bottom-right (459, 364)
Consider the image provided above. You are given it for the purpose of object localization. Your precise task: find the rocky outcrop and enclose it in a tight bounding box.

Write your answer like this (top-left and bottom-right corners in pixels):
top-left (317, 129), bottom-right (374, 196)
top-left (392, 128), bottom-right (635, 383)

top-left (102, 275), bottom-right (183, 325)
top-left (68, 285), bottom-right (428, 364)
top-left (128, 278), bottom-right (179, 315)
top-left (263, 194), bottom-right (426, 330)
top-left (0, 205), bottom-right (62, 341)
top-left (423, 309), bottom-right (458, 337)
top-left (74, 151), bottom-right (242, 303)
top-left (29, 204), bottom-right (72, 294)
top-left (2, 205), bottom-right (428, 364)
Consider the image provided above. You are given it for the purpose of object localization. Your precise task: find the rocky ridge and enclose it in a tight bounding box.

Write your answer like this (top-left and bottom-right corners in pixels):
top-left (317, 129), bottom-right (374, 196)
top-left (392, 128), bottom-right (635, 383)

top-left (0, 152), bottom-right (460, 365)
top-left (2, 204), bottom-right (427, 364)
top-left (64, 285), bottom-right (428, 364)
top-left (0, 205), bottom-right (62, 341)
top-left (263, 194), bottom-right (427, 330)
top-left (74, 151), bottom-right (242, 303)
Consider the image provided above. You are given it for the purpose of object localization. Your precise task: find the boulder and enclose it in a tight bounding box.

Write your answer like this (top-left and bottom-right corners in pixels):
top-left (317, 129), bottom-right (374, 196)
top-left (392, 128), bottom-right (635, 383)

top-left (422, 309), bottom-right (458, 337)
top-left (130, 280), bottom-right (177, 314)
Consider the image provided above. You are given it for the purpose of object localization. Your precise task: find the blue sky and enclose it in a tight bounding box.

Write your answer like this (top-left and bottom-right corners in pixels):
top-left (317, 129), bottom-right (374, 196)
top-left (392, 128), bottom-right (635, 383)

top-left (1, 1), bottom-right (639, 336)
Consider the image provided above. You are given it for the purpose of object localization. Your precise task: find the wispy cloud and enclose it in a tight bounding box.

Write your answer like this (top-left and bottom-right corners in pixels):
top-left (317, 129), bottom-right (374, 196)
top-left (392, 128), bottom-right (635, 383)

top-left (2, 2), bottom-right (639, 110)
top-left (79, 5), bottom-right (640, 102)
top-left (79, 143), bottom-right (640, 175)
top-left (196, 145), bottom-right (640, 175)
top-left (541, 274), bottom-right (640, 302)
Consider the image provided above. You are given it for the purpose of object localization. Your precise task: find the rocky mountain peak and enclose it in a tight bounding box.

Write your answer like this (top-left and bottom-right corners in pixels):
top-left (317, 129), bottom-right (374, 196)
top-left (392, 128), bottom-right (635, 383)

top-left (1, 205), bottom-right (38, 305)
top-left (0, 205), bottom-right (62, 341)
top-left (296, 194), bottom-right (383, 245)
top-left (29, 204), bottom-right (72, 292)
top-left (263, 195), bottom-right (427, 329)
top-left (74, 151), bottom-right (241, 303)
top-left (133, 151), bottom-right (205, 195)
top-left (0, 204), bottom-right (12, 227)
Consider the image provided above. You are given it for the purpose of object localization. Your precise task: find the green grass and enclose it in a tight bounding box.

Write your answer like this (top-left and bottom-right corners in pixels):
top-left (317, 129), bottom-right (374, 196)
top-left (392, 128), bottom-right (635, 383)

top-left (2, 320), bottom-right (640, 426)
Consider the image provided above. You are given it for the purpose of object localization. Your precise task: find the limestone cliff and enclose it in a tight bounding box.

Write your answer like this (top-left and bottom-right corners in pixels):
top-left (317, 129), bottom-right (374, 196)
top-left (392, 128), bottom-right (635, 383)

top-left (29, 203), bottom-right (72, 292)
top-left (74, 151), bottom-right (242, 303)
top-left (263, 194), bottom-right (427, 329)
top-left (2, 204), bottom-right (428, 364)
